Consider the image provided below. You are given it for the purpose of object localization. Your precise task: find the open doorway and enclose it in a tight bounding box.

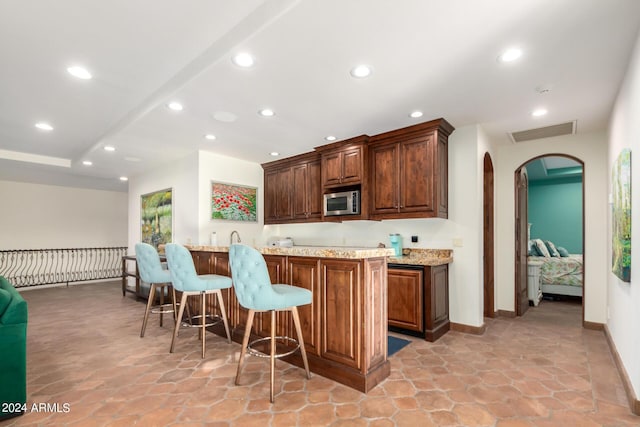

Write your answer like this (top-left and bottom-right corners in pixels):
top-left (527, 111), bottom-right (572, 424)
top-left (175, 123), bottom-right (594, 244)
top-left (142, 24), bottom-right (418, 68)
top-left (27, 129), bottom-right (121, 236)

top-left (514, 155), bottom-right (585, 321)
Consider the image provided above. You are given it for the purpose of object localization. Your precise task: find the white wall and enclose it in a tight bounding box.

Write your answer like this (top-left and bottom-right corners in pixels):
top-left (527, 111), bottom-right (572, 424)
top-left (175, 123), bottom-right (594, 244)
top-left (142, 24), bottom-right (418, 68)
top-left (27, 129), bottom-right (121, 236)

top-left (0, 180), bottom-right (127, 249)
top-left (607, 29), bottom-right (640, 398)
top-left (494, 131), bottom-right (609, 323)
top-left (198, 151), bottom-right (264, 247)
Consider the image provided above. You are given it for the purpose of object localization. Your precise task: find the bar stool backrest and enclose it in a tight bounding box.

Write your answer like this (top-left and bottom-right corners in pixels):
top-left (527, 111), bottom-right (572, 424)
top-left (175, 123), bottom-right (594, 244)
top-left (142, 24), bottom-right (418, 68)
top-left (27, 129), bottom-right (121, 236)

top-left (164, 243), bottom-right (201, 292)
top-left (135, 243), bottom-right (170, 284)
top-left (229, 244), bottom-right (276, 311)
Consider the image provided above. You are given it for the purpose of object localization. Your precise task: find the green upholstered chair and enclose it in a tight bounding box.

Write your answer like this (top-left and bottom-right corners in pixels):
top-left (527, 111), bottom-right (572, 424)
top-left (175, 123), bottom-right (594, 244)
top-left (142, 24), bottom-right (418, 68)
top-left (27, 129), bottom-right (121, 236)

top-left (229, 244), bottom-right (311, 402)
top-left (135, 243), bottom-right (176, 337)
top-left (164, 243), bottom-right (232, 358)
top-left (0, 276), bottom-right (27, 420)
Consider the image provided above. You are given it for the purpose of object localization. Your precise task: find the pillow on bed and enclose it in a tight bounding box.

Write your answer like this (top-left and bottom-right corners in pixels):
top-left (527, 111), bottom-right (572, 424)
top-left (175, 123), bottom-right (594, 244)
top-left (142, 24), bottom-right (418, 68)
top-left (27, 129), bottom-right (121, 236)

top-left (556, 246), bottom-right (570, 257)
top-left (533, 239), bottom-right (551, 257)
top-left (544, 240), bottom-right (561, 257)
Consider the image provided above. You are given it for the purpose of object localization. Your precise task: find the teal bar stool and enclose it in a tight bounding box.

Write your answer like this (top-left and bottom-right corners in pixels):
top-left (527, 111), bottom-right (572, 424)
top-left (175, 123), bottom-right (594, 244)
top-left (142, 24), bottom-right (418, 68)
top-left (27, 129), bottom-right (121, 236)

top-left (135, 243), bottom-right (176, 338)
top-left (164, 243), bottom-right (232, 358)
top-left (229, 244), bottom-right (312, 403)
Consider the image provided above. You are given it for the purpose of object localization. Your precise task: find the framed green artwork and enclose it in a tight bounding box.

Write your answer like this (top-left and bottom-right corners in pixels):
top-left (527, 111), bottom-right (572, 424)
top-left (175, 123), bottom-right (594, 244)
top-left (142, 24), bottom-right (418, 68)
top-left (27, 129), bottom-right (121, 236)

top-left (612, 148), bottom-right (631, 282)
top-left (141, 188), bottom-right (173, 250)
top-left (211, 182), bottom-right (257, 222)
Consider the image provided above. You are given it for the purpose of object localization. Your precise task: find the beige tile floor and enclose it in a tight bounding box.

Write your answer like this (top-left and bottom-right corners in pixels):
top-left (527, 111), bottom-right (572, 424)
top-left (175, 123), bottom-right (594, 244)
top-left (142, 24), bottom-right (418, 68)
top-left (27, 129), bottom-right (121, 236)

top-left (2, 281), bottom-right (638, 426)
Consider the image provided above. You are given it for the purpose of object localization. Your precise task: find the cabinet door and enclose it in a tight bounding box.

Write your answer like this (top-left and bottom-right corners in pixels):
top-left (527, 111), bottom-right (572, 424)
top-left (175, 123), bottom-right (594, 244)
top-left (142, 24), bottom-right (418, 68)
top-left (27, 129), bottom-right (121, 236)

top-left (307, 160), bottom-right (322, 218)
top-left (276, 168), bottom-right (293, 220)
top-left (292, 163), bottom-right (309, 219)
top-left (341, 147), bottom-right (362, 185)
top-left (264, 169), bottom-right (279, 223)
top-left (437, 136), bottom-right (448, 217)
top-left (320, 259), bottom-right (361, 369)
top-left (322, 152), bottom-right (343, 187)
top-left (388, 267), bottom-right (423, 332)
top-left (288, 257), bottom-right (321, 356)
top-left (370, 143), bottom-right (399, 215)
top-left (400, 134), bottom-right (434, 213)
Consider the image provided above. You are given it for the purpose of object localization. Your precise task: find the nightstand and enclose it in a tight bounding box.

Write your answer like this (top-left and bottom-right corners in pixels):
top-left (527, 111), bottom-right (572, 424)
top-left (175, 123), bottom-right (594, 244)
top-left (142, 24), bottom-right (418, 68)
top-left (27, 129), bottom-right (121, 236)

top-left (527, 260), bottom-right (544, 306)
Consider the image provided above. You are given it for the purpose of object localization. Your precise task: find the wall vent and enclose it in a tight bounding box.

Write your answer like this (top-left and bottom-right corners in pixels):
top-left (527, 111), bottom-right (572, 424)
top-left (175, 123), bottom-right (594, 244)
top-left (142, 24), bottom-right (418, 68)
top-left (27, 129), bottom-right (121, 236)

top-left (509, 120), bottom-right (576, 143)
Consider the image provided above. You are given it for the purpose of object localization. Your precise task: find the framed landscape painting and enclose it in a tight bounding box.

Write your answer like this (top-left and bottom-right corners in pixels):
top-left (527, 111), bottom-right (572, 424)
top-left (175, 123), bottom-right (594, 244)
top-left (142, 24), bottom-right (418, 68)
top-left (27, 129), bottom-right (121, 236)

top-left (612, 148), bottom-right (631, 282)
top-left (141, 188), bottom-right (173, 250)
top-left (211, 182), bottom-right (257, 222)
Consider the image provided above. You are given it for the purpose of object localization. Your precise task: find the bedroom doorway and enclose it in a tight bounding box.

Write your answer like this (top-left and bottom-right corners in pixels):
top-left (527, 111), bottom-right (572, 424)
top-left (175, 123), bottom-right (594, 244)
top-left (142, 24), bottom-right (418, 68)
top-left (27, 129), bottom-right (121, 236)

top-left (514, 154), bottom-right (585, 321)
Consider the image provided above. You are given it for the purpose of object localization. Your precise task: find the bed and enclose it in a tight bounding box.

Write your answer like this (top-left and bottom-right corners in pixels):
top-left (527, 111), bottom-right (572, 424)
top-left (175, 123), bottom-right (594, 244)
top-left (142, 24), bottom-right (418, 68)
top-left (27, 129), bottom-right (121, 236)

top-left (528, 239), bottom-right (583, 300)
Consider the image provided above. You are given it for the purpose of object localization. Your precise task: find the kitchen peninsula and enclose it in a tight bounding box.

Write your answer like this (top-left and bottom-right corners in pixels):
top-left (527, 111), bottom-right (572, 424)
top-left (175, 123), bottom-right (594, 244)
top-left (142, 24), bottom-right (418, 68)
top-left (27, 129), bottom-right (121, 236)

top-left (186, 244), bottom-right (395, 392)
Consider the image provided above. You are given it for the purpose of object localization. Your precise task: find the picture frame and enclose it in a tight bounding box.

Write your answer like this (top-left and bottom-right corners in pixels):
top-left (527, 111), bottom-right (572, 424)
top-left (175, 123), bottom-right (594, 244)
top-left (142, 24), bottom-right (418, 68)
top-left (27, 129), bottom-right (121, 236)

top-left (211, 181), bottom-right (257, 222)
top-left (612, 148), bottom-right (631, 282)
top-left (140, 188), bottom-right (173, 250)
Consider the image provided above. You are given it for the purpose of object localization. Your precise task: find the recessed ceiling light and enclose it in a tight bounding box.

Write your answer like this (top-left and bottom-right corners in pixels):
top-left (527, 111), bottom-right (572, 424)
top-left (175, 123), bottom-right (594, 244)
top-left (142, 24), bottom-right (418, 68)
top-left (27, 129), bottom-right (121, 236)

top-left (350, 64), bottom-right (372, 78)
top-left (259, 109), bottom-right (275, 117)
top-left (232, 52), bottom-right (254, 68)
top-left (35, 122), bottom-right (53, 131)
top-left (498, 48), bottom-right (522, 63)
top-left (82, 160), bottom-right (92, 166)
top-left (270, 152), bottom-right (279, 156)
top-left (409, 111), bottom-right (423, 118)
top-left (204, 134), bottom-right (217, 140)
top-left (325, 135), bottom-right (337, 141)
top-left (532, 108), bottom-right (548, 117)
top-left (167, 102), bottom-right (183, 111)
top-left (67, 66), bottom-right (92, 80)
top-left (104, 145), bottom-right (116, 152)
top-left (119, 176), bottom-right (128, 182)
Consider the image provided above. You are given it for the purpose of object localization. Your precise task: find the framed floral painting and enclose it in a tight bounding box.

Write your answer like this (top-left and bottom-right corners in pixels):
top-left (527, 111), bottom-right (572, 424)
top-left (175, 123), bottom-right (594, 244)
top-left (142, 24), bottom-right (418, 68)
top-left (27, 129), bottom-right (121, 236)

top-left (141, 188), bottom-right (173, 250)
top-left (211, 182), bottom-right (257, 222)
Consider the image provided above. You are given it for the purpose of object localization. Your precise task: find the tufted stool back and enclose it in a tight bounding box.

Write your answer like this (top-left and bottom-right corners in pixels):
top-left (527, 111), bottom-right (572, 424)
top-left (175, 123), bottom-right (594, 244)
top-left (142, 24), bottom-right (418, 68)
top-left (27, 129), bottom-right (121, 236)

top-left (229, 244), bottom-right (275, 311)
top-left (135, 243), bottom-right (171, 284)
top-left (164, 244), bottom-right (203, 292)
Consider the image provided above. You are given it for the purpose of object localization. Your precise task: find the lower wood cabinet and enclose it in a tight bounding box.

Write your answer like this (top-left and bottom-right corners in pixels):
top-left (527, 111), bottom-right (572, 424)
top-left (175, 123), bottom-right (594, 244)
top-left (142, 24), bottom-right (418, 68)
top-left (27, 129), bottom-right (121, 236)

top-left (388, 263), bottom-right (450, 342)
top-left (190, 250), bottom-right (390, 393)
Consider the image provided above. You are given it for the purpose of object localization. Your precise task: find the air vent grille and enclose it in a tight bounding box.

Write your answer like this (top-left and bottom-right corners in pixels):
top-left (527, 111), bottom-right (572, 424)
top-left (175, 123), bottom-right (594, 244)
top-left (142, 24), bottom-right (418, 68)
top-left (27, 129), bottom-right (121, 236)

top-left (509, 121), bottom-right (576, 143)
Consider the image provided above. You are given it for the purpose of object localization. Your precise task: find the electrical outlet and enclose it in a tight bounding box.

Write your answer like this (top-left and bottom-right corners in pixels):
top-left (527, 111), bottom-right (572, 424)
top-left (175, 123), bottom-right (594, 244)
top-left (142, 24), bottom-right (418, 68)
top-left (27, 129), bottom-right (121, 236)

top-left (453, 238), bottom-right (463, 247)
top-left (411, 235), bottom-right (418, 243)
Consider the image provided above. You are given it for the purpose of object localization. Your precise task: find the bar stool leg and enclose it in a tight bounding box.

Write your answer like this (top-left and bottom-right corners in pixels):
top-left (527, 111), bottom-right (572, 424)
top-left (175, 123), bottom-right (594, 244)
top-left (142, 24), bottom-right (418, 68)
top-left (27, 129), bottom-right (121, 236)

top-left (215, 290), bottom-right (231, 343)
top-left (171, 292), bottom-right (188, 353)
top-left (159, 285), bottom-right (165, 327)
top-left (291, 306), bottom-right (311, 379)
top-left (235, 310), bottom-right (255, 385)
top-left (140, 283), bottom-right (156, 337)
top-left (270, 310), bottom-right (276, 403)
top-left (171, 286), bottom-right (177, 323)
top-left (201, 291), bottom-right (207, 358)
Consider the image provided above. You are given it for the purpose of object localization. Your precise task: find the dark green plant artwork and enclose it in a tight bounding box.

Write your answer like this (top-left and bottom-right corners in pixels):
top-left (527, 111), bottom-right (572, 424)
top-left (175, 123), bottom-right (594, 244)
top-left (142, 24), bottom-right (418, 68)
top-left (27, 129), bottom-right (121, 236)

top-left (612, 149), bottom-right (631, 282)
top-left (141, 188), bottom-right (173, 250)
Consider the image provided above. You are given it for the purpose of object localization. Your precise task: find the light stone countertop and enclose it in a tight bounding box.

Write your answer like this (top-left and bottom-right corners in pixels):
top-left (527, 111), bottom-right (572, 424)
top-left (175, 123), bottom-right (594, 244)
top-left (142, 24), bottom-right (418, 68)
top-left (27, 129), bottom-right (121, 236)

top-left (184, 245), bottom-right (452, 264)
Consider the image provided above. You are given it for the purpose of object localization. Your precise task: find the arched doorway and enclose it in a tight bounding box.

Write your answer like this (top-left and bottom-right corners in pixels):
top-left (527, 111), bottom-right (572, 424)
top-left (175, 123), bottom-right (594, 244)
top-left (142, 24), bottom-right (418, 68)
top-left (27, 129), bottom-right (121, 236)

top-left (514, 154), bottom-right (585, 321)
top-left (483, 153), bottom-right (495, 318)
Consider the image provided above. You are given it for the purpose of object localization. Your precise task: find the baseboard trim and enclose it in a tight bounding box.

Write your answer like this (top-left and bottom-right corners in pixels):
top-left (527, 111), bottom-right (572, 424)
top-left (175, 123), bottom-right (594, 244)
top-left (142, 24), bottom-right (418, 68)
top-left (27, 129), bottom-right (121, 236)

top-left (583, 320), bottom-right (604, 331)
top-left (450, 322), bottom-right (486, 335)
top-left (604, 325), bottom-right (640, 415)
top-left (497, 309), bottom-right (516, 318)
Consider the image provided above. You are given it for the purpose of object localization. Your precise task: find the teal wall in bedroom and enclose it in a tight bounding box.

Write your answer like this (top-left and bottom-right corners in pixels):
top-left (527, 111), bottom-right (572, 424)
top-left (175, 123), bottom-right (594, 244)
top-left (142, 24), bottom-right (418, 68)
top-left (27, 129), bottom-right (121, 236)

top-left (528, 177), bottom-right (583, 254)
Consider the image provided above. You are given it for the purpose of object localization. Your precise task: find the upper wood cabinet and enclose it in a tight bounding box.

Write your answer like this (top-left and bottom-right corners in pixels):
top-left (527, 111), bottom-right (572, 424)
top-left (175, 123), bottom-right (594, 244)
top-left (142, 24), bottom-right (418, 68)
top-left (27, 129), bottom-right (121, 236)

top-left (263, 152), bottom-right (322, 224)
top-left (369, 118), bottom-right (454, 220)
top-left (316, 135), bottom-right (368, 189)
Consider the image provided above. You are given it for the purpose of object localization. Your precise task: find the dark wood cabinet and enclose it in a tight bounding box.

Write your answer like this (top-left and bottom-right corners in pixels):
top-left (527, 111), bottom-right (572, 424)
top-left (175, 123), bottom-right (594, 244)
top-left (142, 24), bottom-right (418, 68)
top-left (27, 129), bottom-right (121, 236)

top-left (190, 249), bottom-right (390, 392)
top-left (263, 153), bottom-right (322, 224)
top-left (388, 266), bottom-right (423, 332)
top-left (317, 135), bottom-right (368, 189)
top-left (369, 118), bottom-right (453, 220)
top-left (388, 263), bottom-right (449, 342)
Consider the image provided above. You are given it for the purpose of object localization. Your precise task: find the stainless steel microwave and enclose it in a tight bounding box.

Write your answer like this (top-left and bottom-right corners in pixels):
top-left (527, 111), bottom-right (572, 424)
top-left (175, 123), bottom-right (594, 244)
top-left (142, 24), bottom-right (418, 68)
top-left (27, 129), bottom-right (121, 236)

top-left (324, 190), bottom-right (360, 216)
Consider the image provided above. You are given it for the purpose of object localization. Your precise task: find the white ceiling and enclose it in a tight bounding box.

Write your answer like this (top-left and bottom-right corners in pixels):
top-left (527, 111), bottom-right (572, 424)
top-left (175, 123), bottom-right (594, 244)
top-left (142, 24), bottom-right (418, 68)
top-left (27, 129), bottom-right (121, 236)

top-left (1, 0), bottom-right (639, 192)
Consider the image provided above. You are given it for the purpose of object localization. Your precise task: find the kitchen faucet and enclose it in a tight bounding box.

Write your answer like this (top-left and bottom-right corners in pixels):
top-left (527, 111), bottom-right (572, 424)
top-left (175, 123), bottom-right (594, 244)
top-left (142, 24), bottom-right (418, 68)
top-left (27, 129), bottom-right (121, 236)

top-left (230, 230), bottom-right (241, 244)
